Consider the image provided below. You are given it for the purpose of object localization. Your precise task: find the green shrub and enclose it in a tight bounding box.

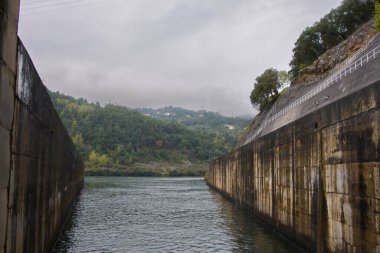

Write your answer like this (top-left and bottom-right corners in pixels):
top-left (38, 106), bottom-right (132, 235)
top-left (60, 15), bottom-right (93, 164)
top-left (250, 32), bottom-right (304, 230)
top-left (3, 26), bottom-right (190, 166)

top-left (203, 172), bottom-right (209, 182)
top-left (375, 2), bottom-right (380, 32)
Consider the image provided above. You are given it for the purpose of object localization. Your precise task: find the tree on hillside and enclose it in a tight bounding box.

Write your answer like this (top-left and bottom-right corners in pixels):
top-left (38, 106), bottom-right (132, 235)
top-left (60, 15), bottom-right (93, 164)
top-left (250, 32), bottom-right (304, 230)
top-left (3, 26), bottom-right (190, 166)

top-left (250, 69), bottom-right (289, 112)
top-left (290, 0), bottom-right (375, 76)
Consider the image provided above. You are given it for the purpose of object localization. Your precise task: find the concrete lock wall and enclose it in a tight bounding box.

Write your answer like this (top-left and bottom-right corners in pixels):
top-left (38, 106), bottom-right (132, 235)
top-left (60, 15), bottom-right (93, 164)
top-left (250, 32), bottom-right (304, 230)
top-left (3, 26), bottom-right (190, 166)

top-left (208, 82), bottom-right (380, 252)
top-left (1, 1), bottom-right (85, 252)
top-left (1, 0), bottom-right (21, 252)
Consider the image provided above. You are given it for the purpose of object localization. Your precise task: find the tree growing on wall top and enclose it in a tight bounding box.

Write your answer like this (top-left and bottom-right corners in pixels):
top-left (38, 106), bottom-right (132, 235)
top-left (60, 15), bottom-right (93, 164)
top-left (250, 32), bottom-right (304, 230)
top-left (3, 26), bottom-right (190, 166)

top-left (250, 68), bottom-right (289, 112)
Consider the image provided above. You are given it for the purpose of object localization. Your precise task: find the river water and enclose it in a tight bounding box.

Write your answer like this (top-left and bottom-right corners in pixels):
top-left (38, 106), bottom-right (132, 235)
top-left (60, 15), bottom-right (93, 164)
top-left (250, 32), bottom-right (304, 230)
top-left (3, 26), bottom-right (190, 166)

top-left (53, 177), bottom-right (297, 253)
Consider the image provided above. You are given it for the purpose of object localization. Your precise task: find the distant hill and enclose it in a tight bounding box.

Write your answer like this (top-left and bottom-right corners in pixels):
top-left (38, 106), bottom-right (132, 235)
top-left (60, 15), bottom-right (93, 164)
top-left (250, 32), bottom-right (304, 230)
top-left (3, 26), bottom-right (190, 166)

top-left (49, 91), bottom-right (248, 176)
top-left (135, 106), bottom-right (250, 138)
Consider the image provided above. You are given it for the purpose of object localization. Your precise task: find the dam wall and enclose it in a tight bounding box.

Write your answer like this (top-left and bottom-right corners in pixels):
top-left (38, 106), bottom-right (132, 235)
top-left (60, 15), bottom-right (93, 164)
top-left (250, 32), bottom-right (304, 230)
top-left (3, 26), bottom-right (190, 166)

top-left (0, 1), bottom-right (85, 252)
top-left (208, 42), bottom-right (380, 251)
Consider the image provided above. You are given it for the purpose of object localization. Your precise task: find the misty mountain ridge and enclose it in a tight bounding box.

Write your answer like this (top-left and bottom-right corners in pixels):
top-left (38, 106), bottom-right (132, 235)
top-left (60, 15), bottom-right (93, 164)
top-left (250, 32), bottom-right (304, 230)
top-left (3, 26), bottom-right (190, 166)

top-left (134, 106), bottom-right (250, 138)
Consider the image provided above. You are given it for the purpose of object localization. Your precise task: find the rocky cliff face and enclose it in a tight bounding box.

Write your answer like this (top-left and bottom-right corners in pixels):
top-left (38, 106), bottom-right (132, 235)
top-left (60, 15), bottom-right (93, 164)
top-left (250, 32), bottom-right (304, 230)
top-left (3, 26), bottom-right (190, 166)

top-left (295, 19), bottom-right (375, 85)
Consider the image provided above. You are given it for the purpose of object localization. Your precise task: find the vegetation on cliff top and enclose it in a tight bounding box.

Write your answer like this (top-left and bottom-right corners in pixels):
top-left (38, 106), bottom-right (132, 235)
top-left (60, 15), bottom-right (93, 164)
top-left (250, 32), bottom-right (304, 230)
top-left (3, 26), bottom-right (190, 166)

top-left (250, 0), bottom-right (376, 114)
top-left (290, 0), bottom-right (376, 76)
top-left (49, 91), bottom-right (249, 175)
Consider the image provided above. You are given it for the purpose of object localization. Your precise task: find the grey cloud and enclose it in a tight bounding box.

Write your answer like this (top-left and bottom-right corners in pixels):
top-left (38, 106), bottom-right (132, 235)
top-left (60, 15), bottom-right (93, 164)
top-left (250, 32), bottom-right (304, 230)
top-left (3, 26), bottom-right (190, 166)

top-left (19, 0), bottom-right (341, 117)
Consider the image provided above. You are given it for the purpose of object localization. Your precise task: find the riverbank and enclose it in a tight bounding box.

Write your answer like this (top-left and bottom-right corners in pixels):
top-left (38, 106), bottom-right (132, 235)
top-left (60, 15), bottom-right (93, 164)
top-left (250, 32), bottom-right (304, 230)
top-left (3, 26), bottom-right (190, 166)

top-left (85, 162), bottom-right (208, 176)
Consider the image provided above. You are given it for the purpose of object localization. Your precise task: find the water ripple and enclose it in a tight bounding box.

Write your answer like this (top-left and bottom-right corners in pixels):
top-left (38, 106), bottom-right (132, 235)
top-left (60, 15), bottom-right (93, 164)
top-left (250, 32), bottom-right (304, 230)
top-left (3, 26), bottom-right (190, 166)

top-left (53, 177), bottom-right (297, 253)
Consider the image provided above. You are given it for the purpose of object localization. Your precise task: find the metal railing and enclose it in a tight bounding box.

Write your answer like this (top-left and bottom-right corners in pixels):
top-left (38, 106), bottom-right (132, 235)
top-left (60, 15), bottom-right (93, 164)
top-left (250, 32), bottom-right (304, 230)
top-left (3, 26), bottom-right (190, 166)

top-left (243, 43), bottom-right (380, 145)
top-left (327, 35), bottom-right (375, 77)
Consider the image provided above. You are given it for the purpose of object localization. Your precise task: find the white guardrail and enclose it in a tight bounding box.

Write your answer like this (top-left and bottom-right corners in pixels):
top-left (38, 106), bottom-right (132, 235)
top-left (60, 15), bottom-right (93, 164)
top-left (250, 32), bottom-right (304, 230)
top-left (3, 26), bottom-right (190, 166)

top-left (327, 35), bottom-right (375, 77)
top-left (243, 43), bottom-right (380, 145)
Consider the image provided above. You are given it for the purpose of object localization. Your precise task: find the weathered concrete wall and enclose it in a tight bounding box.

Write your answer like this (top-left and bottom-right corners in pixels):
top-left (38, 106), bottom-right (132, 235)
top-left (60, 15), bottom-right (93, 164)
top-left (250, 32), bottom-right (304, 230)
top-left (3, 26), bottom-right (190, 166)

top-left (1, 1), bottom-right (85, 252)
top-left (209, 82), bottom-right (380, 252)
top-left (1, 0), bottom-right (21, 251)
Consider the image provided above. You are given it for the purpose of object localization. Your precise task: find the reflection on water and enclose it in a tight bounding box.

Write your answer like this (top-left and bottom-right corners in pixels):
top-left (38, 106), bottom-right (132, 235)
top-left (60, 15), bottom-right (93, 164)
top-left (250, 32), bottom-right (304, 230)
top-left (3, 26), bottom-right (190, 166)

top-left (53, 177), bottom-right (297, 253)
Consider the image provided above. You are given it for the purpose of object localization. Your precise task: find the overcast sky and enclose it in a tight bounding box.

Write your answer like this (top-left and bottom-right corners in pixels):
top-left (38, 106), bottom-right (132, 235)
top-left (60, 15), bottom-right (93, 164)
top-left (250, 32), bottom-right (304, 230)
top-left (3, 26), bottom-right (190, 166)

top-left (19, 0), bottom-right (341, 117)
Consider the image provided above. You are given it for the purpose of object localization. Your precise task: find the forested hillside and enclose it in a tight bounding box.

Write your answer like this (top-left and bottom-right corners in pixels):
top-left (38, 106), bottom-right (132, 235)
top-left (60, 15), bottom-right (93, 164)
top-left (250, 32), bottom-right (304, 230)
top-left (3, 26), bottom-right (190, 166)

top-left (135, 106), bottom-right (249, 138)
top-left (49, 91), bottom-right (248, 175)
